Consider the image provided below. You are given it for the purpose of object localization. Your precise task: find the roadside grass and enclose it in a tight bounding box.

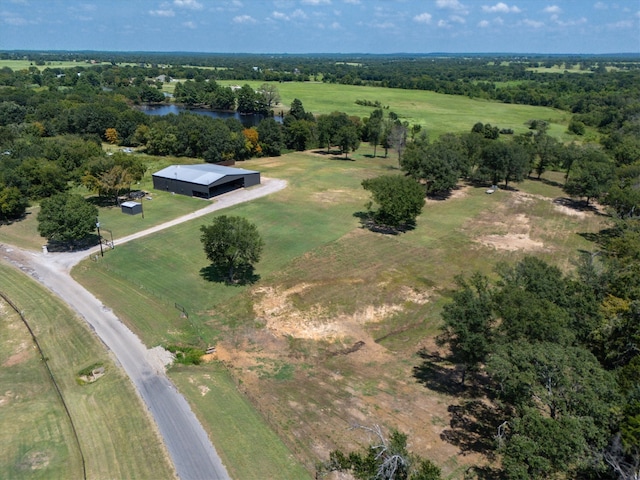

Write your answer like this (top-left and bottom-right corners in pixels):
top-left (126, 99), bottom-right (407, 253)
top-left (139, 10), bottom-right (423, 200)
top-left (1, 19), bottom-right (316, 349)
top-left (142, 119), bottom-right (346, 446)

top-left (169, 363), bottom-right (311, 480)
top-left (70, 147), bottom-right (610, 477)
top-left (0, 263), bottom-right (174, 480)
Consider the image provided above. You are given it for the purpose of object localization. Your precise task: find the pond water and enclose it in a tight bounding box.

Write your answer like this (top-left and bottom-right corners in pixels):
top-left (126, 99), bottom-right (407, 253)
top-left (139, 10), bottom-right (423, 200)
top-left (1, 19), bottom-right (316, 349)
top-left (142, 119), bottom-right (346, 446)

top-left (138, 104), bottom-right (281, 128)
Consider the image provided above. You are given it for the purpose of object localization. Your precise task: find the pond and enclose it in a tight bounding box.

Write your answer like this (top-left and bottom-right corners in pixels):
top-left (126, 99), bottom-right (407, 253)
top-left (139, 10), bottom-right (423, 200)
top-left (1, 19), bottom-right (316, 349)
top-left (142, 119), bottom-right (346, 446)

top-left (138, 104), bottom-right (282, 128)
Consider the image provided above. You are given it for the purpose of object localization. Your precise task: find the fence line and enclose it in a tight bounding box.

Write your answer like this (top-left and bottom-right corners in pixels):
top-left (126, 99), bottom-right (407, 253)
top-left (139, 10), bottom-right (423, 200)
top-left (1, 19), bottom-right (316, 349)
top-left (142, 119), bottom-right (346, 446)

top-left (0, 291), bottom-right (86, 480)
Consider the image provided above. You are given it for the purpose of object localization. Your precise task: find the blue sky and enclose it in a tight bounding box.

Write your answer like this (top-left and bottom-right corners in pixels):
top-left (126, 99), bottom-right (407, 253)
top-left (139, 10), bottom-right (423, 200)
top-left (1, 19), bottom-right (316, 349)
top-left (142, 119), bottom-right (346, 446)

top-left (1, 0), bottom-right (638, 54)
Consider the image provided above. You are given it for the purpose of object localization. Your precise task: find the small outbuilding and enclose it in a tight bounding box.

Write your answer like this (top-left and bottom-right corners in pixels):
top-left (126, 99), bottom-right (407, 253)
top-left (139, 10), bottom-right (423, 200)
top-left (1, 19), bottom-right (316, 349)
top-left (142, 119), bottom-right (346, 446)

top-left (121, 201), bottom-right (143, 215)
top-left (152, 164), bottom-right (260, 199)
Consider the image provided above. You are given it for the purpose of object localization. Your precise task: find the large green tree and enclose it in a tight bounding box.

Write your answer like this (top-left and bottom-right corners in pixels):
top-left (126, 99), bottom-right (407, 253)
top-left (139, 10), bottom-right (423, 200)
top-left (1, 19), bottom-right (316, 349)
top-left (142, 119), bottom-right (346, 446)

top-left (200, 215), bottom-right (264, 283)
top-left (436, 273), bottom-right (494, 385)
top-left (362, 175), bottom-right (425, 230)
top-left (37, 192), bottom-right (98, 245)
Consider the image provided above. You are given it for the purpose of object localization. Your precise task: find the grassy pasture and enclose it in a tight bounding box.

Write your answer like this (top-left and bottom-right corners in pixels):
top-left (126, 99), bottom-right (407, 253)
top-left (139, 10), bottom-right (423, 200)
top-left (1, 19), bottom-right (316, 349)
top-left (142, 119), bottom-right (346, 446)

top-left (71, 147), bottom-right (609, 476)
top-left (0, 263), bottom-right (173, 480)
top-left (193, 80), bottom-right (573, 139)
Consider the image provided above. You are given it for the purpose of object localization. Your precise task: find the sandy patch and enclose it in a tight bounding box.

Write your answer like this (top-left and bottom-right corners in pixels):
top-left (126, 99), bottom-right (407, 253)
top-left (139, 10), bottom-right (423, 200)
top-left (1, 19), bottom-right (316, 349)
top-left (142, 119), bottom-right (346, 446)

top-left (400, 286), bottom-right (431, 305)
top-left (253, 284), bottom-right (403, 340)
top-left (198, 385), bottom-right (210, 396)
top-left (477, 233), bottom-right (545, 252)
top-left (474, 212), bottom-right (547, 252)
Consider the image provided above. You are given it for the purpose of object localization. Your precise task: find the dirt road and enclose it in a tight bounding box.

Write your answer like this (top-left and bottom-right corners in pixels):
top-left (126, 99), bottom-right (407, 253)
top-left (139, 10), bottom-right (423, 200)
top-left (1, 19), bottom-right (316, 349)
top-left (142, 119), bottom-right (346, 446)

top-left (0, 178), bottom-right (287, 480)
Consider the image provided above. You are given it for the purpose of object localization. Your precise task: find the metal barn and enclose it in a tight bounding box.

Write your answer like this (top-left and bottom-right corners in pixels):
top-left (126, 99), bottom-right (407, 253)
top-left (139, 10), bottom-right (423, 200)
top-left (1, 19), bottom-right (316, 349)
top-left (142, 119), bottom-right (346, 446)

top-left (151, 164), bottom-right (260, 199)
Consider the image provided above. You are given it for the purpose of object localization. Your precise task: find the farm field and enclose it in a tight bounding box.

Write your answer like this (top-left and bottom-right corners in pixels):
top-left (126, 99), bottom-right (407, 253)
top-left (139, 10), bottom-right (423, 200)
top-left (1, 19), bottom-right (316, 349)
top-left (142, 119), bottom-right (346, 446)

top-left (71, 148), bottom-right (610, 477)
top-left (0, 263), bottom-right (173, 480)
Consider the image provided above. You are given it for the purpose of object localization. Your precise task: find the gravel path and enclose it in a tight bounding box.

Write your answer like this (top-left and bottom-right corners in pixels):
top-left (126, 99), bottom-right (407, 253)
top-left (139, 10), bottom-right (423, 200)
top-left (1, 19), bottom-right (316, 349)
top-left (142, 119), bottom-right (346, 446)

top-left (0, 178), bottom-right (287, 480)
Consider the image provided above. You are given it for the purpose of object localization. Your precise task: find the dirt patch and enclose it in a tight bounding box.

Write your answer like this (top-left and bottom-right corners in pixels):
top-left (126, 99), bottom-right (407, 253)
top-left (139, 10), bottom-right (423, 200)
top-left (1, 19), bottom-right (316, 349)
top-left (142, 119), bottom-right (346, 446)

top-left (2, 341), bottom-right (30, 367)
top-left (252, 284), bottom-right (403, 341)
top-left (400, 286), bottom-right (431, 305)
top-left (477, 233), bottom-right (545, 252)
top-left (311, 189), bottom-right (354, 204)
top-left (474, 209), bottom-right (547, 252)
top-left (17, 450), bottom-right (51, 470)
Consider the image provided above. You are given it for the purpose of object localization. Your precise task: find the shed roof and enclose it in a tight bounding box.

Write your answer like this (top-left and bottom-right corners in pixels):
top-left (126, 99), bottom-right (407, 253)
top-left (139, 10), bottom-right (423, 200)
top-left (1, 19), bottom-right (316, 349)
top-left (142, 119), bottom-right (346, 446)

top-left (152, 164), bottom-right (259, 186)
top-left (121, 201), bottom-right (141, 208)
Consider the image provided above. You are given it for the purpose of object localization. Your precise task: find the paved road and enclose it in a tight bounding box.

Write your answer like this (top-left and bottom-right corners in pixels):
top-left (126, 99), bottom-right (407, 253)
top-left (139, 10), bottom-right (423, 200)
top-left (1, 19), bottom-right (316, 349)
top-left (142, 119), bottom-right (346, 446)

top-left (0, 178), bottom-right (287, 480)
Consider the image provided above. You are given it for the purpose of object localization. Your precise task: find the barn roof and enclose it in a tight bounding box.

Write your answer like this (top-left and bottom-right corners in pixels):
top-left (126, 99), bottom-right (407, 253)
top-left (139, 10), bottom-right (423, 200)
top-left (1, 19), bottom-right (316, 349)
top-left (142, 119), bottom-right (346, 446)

top-left (152, 164), bottom-right (258, 186)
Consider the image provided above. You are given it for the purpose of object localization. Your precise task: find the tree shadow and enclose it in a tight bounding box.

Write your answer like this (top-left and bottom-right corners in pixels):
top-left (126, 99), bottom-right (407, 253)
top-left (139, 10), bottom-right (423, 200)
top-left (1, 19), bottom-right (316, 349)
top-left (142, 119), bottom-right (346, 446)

top-left (413, 348), bottom-right (502, 459)
top-left (352, 212), bottom-right (415, 235)
top-left (426, 190), bottom-right (454, 201)
top-left (199, 263), bottom-right (260, 286)
top-left (553, 197), bottom-right (607, 216)
top-left (440, 401), bottom-right (502, 459)
top-left (46, 234), bottom-right (101, 252)
top-left (0, 211), bottom-right (29, 226)
top-left (537, 176), bottom-right (564, 188)
top-left (86, 196), bottom-right (117, 208)
top-left (413, 348), bottom-right (487, 398)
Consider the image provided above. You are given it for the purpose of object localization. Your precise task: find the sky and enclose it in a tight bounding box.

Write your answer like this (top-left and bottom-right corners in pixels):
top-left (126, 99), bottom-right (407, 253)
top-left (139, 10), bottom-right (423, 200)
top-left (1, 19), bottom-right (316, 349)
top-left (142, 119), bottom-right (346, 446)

top-left (1, 0), bottom-right (639, 54)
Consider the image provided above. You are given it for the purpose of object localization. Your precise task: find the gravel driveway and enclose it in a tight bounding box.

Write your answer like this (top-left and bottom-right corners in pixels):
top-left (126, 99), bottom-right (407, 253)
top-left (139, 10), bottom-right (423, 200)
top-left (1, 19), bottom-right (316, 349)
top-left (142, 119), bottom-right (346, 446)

top-left (0, 178), bottom-right (287, 480)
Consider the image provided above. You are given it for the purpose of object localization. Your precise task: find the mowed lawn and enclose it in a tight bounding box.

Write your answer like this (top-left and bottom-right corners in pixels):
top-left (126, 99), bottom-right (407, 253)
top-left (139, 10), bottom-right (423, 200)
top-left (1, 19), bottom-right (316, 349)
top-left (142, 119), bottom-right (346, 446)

top-left (0, 264), bottom-right (174, 480)
top-left (71, 148), bottom-right (609, 477)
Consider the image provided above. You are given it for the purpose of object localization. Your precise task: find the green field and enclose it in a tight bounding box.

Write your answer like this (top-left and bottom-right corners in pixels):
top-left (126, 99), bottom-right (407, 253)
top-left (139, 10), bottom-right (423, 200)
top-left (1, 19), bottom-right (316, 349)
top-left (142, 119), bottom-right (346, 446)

top-left (70, 148), bottom-right (609, 476)
top-left (202, 80), bottom-right (574, 139)
top-left (0, 264), bottom-right (173, 480)
top-left (0, 59), bottom-right (113, 71)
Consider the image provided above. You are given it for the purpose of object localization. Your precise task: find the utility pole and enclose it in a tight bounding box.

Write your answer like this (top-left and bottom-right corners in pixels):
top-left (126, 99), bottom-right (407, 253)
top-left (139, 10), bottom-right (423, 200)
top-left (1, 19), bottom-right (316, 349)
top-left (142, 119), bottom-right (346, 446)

top-left (96, 217), bottom-right (104, 257)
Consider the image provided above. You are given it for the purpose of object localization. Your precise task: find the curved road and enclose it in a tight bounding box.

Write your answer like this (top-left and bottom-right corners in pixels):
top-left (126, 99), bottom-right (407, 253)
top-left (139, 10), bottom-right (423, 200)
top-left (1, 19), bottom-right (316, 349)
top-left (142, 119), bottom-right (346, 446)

top-left (0, 178), bottom-right (287, 480)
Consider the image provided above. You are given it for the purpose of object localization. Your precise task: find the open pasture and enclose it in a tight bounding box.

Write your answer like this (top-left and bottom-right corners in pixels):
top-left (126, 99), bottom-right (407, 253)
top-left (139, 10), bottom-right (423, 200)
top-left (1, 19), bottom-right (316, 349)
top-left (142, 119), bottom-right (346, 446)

top-left (71, 148), bottom-right (609, 477)
top-left (0, 263), bottom-right (173, 480)
top-left (216, 80), bottom-right (573, 139)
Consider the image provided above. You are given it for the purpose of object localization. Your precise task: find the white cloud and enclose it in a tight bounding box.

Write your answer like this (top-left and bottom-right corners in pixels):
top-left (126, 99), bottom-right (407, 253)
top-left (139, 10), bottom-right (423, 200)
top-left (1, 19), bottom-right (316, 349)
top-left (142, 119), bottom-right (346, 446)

top-left (373, 21), bottom-right (394, 29)
top-left (149, 9), bottom-right (175, 17)
top-left (174, 0), bottom-right (203, 10)
top-left (2, 14), bottom-right (28, 25)
top-left (478, 19), bottom-right (490, 27)
top-left (291, 9), bottom-right (308, 19)
top-left (607, 20), bottom-right (633, 28)
top-left (344, 0), bottom-right (360, 3)
top-left (302, 0), bottom-right (331, 4)
top-left (233, 14), bottom-right (256, 23)
top-left (523, 18), bottom-right (544, 28)
top-left (436, 0), bottom-right (467, 12)
top-left (231, 0), bottom-right (243, 6)
top-left (413, 12), bottom-right (432, 24)
top-left (450, 15), bottom-right (466, 23)
top-left (271, 9), bottom-right (307, 21)
top-left (437, 19), bottom-right (450, 27)
top-left (482, 3), bottom-right (521, 13)
top-left (593, 2), bottom-right (607, 9)
top-left (548, 14), bottom-right (587, 27)
top-left (330, 21), bottom-right (341, 29)
top-left (543, 5), bottom-right (561, 14)
top-left (182, 21), bottom-right (196, 28)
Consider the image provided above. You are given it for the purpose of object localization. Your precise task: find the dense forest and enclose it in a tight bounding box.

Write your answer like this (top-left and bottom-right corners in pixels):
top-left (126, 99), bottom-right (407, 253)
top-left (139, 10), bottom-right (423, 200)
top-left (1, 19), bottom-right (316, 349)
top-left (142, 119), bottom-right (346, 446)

top-left (0, 52), bottom-right (639, 478)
